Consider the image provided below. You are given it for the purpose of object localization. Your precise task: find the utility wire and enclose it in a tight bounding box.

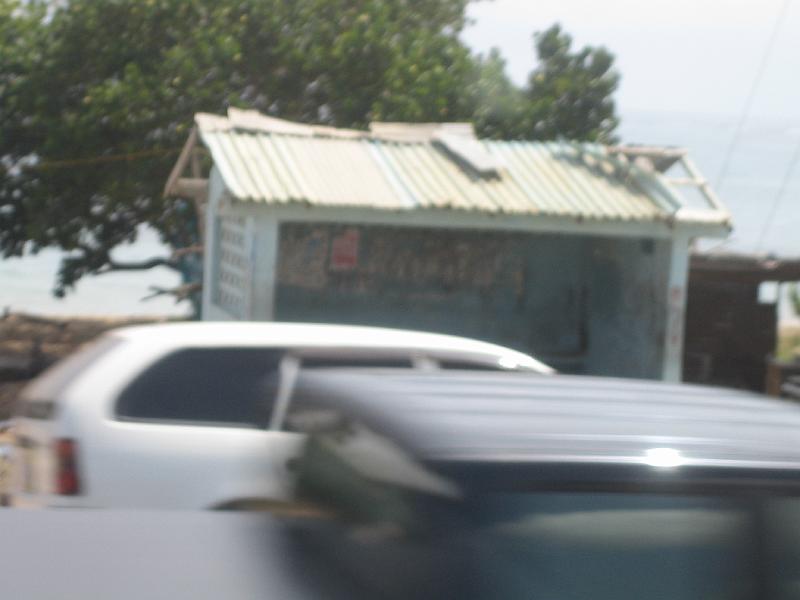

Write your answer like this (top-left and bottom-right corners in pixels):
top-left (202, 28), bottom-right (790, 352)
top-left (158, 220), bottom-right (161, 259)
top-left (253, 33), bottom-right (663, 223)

top-left (25, 147), bottom-right (182, 170)
top-left (755, 137), bottom-right (800, 251)
top-left (714, 0), bottom-right (792, 192)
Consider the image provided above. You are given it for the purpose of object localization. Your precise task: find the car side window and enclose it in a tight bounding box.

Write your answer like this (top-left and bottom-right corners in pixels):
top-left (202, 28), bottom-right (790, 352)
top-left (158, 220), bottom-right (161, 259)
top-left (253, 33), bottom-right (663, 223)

top-left (115, 348), bottom-right (284, 426)
top-left (300, 356), bottom-right (413, 368)
top-left (437, 360), bottom-right (504, 371)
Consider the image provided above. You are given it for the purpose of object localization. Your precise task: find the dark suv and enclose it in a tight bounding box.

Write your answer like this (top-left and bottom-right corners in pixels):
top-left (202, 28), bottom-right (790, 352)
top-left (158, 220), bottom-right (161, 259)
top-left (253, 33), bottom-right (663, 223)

top-left (286, 370), bottom-right (800, 600)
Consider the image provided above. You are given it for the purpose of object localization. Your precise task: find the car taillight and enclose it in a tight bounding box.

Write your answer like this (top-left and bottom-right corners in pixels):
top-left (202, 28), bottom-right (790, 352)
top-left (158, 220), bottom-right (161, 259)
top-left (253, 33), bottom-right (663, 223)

top-left (54, 438), bottom-right (81, 495)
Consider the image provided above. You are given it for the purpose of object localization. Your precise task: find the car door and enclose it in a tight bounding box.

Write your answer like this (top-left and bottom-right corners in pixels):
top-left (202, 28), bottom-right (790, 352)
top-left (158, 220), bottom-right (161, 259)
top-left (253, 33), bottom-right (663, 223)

top-left (95, 347), bottom-right (303, 509)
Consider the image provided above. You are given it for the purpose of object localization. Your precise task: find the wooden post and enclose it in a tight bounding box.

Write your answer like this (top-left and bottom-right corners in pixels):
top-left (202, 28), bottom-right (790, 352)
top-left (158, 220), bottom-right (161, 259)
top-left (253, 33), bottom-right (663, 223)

top-left (190, 148), bottom-right (206, 241)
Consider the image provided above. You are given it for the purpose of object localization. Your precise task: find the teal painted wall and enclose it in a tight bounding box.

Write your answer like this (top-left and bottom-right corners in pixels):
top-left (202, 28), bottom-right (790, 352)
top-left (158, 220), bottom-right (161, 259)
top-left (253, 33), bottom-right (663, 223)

top-left (274, 222), bottom-right (669, 378)
top-left (583, 237), bottom-right (670, 378)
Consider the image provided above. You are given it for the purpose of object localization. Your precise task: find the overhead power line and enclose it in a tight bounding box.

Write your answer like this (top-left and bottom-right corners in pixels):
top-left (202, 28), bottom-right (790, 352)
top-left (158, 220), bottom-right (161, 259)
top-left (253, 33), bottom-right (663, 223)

top-left (27, 147), bottom-right (182, 170)
top-left (714, 0), bottom-right (792, 192)
top-left (755, 137), bottom-right (800, 252)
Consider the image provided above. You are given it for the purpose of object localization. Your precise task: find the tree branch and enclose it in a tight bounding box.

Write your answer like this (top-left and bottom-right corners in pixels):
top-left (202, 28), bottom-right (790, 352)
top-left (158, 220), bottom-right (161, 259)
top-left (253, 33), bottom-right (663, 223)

top-left (96, 245), bottom-right (203, 274)
top-left (102, 257), bottom-right (174, 272)
top-left (170, 245), bottom-right (203, 259)
top-left (142, 282), bottom-right (202, 303)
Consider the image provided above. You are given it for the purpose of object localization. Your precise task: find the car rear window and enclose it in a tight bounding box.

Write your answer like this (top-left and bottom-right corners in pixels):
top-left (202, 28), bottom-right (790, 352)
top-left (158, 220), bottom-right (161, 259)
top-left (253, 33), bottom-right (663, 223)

top-left (115, 348), bottom-right (284, 426)
top-left (19, 400), bottom-right (57, 420)
top-left (17, 335), bottom-right (122, 420)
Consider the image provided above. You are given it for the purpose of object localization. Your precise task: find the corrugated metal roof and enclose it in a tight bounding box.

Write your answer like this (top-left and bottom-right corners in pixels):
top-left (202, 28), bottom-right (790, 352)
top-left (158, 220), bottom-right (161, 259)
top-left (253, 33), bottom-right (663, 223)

top-left (195, 110), bottom-right (730, 225)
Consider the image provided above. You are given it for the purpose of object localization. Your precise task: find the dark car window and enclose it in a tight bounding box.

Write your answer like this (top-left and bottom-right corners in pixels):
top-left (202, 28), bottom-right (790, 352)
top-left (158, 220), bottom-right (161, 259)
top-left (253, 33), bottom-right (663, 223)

top-left (115, 348), bottom-right (284, 426)
top-left (764, 498), bottom-right (800, 600)
top-left (297, 486), bottom-right (800, 600)
top-left (300, 356), bottom-right (413, 369)
top-left (461, 492), bottom-right (756, 600)
top-left (437, 360), bottom-right (505, 371)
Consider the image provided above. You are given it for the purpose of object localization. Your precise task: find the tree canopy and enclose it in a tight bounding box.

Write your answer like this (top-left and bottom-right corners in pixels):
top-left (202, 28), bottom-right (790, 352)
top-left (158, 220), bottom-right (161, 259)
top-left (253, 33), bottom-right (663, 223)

top-left (0, 0), bottom-right (621, 313)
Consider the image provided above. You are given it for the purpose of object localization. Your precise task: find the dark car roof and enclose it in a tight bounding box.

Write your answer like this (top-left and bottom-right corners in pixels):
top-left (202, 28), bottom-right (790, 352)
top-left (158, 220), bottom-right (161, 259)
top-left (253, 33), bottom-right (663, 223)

top-left (292, 370), bottom-right (800, 474)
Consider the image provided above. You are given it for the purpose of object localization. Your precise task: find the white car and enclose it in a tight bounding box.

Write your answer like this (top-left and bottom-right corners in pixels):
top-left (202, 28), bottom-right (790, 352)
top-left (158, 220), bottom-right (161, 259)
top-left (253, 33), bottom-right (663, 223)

top-left (8, 322), bottom-right (551, 510)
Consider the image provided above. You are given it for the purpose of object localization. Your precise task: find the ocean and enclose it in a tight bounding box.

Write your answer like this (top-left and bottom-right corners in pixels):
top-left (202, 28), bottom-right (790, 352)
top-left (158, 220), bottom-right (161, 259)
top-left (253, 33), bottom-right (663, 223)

top-left (1, 110), bottom-right (798, 318)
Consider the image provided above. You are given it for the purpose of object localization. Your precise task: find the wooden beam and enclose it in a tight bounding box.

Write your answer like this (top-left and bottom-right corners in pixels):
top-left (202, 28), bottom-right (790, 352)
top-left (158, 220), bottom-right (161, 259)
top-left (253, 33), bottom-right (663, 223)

top-left (225, 203), bottom-right (730, 240)
top-left (681, 156), bottom-right (728, 213)
top-left (690, 254), bottom-right (800, 283)
top-left (163, 127), bottom-right (198, 197)
top-left (191, 147), bottom-right (203, 178)
top-left (171, 177), bottom-right (208, 198)
top-left (607, 145), bottom-right (686, 172)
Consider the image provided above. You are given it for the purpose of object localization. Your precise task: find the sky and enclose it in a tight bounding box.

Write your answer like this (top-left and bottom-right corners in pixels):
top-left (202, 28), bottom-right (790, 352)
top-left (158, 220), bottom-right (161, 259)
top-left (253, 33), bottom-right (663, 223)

top-left (463, 0), bottom-right (800, 118)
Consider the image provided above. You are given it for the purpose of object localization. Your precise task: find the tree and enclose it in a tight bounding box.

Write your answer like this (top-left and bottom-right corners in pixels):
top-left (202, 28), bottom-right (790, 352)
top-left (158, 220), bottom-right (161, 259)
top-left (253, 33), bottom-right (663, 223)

top-left (466, 24), bottom-right (620, 142)
top-left (468, 49), bottom-right (527, 140)
top-left (520, 24), bottom-right (620, 142)
top-left (0, 1), bottom-right (619, 314)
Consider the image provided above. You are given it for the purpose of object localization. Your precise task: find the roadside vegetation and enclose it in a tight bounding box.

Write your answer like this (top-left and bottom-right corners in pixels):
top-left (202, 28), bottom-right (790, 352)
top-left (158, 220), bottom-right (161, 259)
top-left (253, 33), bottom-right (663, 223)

top-left (778, 324), bottom-right (800, 361)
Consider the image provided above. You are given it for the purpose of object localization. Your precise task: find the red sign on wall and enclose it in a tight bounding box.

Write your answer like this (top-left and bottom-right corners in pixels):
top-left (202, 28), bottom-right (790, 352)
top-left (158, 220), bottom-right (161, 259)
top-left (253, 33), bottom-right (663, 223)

top-left (330, 229), bottom-right (360, 271)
